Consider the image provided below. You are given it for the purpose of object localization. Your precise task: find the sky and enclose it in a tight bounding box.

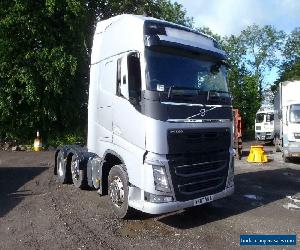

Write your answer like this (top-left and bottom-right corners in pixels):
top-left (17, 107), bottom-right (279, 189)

top-left (173, 0), bottom-right (300, 86)
top-left (173, 0), bottom-right (300, 36)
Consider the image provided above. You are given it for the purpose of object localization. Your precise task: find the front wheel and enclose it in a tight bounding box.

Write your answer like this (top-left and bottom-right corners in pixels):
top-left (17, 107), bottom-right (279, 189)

top-left (283, 152), bottom-right (291, 163)
top-left (274, 137), bottom-right (281, 152)
top-left (108, 164), bottom-right (135, 219)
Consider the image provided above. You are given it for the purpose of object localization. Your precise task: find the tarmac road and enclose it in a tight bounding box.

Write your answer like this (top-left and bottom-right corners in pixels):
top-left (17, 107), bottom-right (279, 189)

top-left (0, 144), bottom-right (299, 250)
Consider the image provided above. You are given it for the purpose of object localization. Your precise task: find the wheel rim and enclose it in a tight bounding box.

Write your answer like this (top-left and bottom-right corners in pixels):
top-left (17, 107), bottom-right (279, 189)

top-left (58, 158), bottom-right (64, 176)
top-left (109, 176), bottom-right (125, 208)
top-left (71, 158), bottom-right (80, 180)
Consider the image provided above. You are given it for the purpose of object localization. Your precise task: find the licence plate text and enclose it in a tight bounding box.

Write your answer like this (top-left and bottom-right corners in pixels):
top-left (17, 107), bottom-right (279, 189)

top-left (194, 195), bottom-right (214, 206)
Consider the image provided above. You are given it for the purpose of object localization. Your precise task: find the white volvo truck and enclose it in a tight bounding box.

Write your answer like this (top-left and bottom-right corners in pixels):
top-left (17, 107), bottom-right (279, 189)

top-left (54, 14), bottom-right (234, 218)
top-left (274, 81), bottom-right (300, 162)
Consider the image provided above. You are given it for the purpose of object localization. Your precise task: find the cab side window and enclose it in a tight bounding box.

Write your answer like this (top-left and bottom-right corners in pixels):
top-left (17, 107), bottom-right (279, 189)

top-left (116, 52), bottom-right (141, 107)
top-left (128, 53), bottom-right (141, 102)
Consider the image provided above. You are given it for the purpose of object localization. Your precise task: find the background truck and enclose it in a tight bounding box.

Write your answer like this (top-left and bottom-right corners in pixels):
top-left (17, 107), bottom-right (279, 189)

top-left (274, 81), bottom-right (300, 162)
top-left (255, 107), bottom-right (275, 144)
top-left (54, 14), bottom-right (234, 218)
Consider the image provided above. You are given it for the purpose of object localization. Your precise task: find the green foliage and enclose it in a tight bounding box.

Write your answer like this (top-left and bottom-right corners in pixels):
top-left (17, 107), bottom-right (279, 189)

top-left (278, 60), bottom-right (300, 82)
top-left (95, 0), bottom-right (192, 27)
top-left (0, 0), bottom-right (297, 142)
top-left (221, 35), bottom-right (260, 130)
top-left (219, 26), bottom-right (285, 130)
top-left (46, 132), bottom-right (86, 147)
top-left (0, 1), bottom-right (89, 142)
top-left (238, 25), bottom-right (285, 99)
top-left (277, 28), bottom-right (300, 82)
top-left (0, 0), bottom-right (192, 143)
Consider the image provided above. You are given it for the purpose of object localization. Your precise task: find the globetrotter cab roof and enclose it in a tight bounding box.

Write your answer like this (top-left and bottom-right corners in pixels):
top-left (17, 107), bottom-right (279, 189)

top-left (91, 14), bottom-right (226, 65)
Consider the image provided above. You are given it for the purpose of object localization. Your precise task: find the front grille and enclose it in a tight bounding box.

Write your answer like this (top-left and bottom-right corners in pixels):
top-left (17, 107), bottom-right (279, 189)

top-left (294, 133), bottom-right (300, 139)
top-left (179, 177), bottom-right (225, 195)
top-left (256, 126), bottom-right (261, 130)
top-left (175, 160), bottom-right (227, 177)
top-left (167, 128), bottom-right (231, 201)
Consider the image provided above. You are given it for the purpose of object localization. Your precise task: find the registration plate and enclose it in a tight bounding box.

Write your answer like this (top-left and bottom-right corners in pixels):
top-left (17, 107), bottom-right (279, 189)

top-left (194, 195), bottom-right (214, 206)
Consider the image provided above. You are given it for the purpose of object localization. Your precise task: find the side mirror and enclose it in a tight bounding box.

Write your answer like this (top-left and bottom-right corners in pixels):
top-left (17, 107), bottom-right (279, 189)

top-left (120, 56), bottom-right (129, 99)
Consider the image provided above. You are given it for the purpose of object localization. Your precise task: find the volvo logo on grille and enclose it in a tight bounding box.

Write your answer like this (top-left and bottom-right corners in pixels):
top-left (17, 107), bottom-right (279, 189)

top-left (170, 129), bottom-right (183, 134)
top-left (186, 106), bottom-right (218, 120)
top-left (199, 108), bottom-right (206, 117)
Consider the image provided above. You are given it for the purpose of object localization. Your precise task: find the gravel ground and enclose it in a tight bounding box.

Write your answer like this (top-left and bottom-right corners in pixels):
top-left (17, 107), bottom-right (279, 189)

top-left (0, 143), bottom-right (299, 250)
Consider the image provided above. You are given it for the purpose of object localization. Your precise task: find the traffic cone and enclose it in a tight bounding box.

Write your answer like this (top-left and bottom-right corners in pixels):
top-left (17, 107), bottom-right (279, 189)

top-left (33, 131), bottom-right (42, 151)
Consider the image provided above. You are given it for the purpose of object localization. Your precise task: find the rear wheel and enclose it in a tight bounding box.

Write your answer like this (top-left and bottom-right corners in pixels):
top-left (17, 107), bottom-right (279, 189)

top-left (108, 164), bottom-right (135, 219)
top-left (56, 151), bottom-right (68, 183)
top-left (71, 155), bottom-right (86, 189)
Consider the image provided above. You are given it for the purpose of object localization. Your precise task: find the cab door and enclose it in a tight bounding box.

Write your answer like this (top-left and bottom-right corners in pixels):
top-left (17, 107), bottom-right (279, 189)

top-left (112, 52), bottom-right (145, 149)
top-left (96, 59), bottom-right (116, 142)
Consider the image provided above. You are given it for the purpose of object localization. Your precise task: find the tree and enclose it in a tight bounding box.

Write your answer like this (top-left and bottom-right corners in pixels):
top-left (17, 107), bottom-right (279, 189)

top-left (0, 0), bottom-right (192, 142)
top-left (278, 28), bottom-right (300, 82)
top-left (239, 25), bottom-right (285, 100)
top-left (222, 35), bottom-right (260, 130)
top-left (0, 1), bottom-right (89, 140)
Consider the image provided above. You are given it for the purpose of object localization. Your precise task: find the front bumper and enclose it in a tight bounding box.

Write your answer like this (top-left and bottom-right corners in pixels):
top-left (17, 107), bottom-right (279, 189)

top-left (255, 132), bottom-right (274, 141)
top-left (129, 186), bottom-right (234, 215)
top-left (285, 142), bottom-right (300, 157)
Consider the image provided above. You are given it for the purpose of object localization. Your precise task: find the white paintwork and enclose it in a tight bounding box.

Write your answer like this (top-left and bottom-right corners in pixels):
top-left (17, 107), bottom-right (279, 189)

top-left (274, 81), bottom-right (300, 157)
top-left (255, 108), bottom-right (275, 141)
top-left (88, 14), bottom-right (233, 214)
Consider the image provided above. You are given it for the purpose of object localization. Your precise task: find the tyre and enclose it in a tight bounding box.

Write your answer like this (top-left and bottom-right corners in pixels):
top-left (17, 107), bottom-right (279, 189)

top-left (237, 149), bottom-right (242, 160)
top-left (108, 164), bottom-right (135, 219)
top-left (56, 151), bottom-right (68, 183)
top-left (283, 153), bottom-right (290, 163)
top-left (275, 138), bottom-right (281, 152)
top-left (70, 155), bottom-right (86, 189)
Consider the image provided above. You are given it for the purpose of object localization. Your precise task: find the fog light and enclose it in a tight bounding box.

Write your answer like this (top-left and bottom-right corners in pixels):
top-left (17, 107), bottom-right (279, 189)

top-left (144, 192), bottom-right (173, 203)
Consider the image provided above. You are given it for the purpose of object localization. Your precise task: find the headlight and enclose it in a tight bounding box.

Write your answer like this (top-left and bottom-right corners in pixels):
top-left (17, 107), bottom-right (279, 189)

top-left (152, 165), bottom-right (171, 192)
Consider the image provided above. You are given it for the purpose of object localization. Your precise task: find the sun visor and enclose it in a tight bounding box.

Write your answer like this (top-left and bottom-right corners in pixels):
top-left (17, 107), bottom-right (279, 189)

top-left (144, 26), bottom-right (226, 60)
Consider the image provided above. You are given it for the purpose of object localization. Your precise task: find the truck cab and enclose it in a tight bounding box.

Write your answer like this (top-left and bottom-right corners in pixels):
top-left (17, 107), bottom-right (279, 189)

top-left (274, 81), bottom-right (300, 162)
top-left (255, 109), bottom-right (275, 143)
top-left (55, 14), bottom-right (234, 218)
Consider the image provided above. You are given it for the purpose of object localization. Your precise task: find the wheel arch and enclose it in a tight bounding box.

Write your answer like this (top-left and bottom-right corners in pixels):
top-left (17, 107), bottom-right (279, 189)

top-left (101, 150), bottom-right (125, 195)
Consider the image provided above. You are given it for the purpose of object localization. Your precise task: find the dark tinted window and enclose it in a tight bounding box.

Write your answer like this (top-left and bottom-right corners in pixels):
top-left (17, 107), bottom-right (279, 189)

top-left (266, 114), bottom-right (274, 122)
top-left (145, 48), bottom-right (228, 93)
top-left (256, 113), bottom-right (264, 123)
top-left (290, 104), bottom-right (300, 123)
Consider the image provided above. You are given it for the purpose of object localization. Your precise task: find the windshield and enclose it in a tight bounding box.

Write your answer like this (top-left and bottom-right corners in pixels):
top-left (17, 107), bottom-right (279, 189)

top-left (256, 113), bottom-right (264, 123)
top-left (290, 104), bottom-right (300, 123)
top-left (256, 113), bottom-right (274, 123)
top-left (145, 48), bottom-right (228, 93)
